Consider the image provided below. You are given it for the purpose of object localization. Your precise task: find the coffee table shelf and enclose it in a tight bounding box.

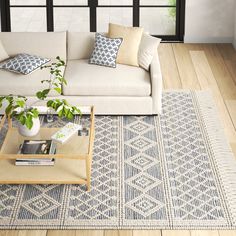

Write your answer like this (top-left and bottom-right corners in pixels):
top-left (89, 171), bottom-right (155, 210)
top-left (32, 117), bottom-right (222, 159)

top-left (0, 159), bottom-right (87, 184)
top-left (0, 106), bottom-right (95, 191)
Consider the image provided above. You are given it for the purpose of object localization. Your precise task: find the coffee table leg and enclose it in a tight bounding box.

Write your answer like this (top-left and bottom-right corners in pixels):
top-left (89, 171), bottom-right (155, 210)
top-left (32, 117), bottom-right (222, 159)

top-left (86, 155), bottom-right (92, 191)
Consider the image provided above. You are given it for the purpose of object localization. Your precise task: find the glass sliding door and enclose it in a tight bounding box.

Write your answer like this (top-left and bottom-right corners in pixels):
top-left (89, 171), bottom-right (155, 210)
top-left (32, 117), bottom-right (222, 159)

top-left (53, 0), bottom-right (89, 32)
top-left (140, 7), bottom-right (176, 35)
top-left (139, 0), bottom-right (180, 40)
top-left (97, 8), bottom-right (133, 32)
top-left (1, 0), bottom-right (185, 41)
top-left (9, 0), bottom-right (46, 32)
top-left (54, 8), bottom-right (89, 32)
top-left (10, 8), bottom-right (46, 32)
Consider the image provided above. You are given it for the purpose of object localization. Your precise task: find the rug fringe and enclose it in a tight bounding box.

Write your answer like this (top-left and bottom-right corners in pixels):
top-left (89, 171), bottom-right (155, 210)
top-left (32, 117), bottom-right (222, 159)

top-left (194, 90), bottom-right (236, 226)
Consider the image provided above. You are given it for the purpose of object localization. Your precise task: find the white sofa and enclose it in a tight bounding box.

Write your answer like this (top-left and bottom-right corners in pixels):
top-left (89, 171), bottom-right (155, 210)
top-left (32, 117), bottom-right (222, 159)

top-left (0, 32), bottom-right (162, 115)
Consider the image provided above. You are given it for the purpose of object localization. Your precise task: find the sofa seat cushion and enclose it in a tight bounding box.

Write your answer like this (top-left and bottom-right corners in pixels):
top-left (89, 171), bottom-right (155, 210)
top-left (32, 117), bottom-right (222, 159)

top-left (63, 59), bottom-right (151, 96)
top-left (0, 63), bottom-right (65, 96)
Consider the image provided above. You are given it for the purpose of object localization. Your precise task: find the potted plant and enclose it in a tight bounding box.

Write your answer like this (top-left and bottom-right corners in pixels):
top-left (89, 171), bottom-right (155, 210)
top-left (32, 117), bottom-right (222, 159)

top-left (0, 56), bottom-right (81, 137)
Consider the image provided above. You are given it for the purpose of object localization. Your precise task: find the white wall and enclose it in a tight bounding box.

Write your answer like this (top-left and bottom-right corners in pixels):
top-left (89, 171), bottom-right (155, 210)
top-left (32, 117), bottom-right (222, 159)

top-left (185, 0), bottom-right (235, 43)
top-left (234, 4), bottom-right (236, 49)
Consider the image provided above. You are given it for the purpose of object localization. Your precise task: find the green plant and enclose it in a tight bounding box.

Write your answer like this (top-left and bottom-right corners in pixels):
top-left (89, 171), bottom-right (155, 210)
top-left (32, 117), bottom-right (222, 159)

top-left (168, 0), bottom-right (176, 20)
top-left (37, 56), bottom-right (82, 120)
top-left (0, 56), bottom-right (81, 129)
top-left (36, 56), bottom-right (67, 100)
top-left (0, 95), bottom-right (38, 129)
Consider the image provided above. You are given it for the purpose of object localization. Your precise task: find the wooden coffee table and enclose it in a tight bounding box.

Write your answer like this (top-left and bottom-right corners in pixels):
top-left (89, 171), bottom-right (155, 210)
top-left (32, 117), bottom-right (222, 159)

top-left (0, 106), bottom-right (95, 191)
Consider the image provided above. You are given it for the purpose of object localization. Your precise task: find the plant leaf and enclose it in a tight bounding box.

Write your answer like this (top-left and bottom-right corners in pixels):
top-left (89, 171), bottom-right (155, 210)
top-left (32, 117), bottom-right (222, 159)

top-left (25, 115), bottom-right (33, 129)
top-left (54, 87), bottom-right (61, 94)
top-left (16, 100), bottom-right (25, 108)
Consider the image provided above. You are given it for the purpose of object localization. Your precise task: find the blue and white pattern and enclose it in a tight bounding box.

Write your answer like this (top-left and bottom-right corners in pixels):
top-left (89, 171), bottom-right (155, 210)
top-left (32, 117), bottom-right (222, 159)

top-left (0, 91), bottom-right (236, 229)
top-left (89, 33), bottom-right (122, 68)
top-left (0, 53), bottom-right (50, 75)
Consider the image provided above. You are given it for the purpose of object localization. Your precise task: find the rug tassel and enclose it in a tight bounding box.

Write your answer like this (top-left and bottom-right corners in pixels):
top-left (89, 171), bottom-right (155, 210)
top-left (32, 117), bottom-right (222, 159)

top-left (195, 90), bottom-right (236, 225)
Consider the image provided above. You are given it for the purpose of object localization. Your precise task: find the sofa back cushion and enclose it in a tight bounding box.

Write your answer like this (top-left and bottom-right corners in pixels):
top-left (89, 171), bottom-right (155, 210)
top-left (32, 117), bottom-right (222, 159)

top-left (0, 40), bottom-right (9, 62)
top-left (67, 32), bottom-right (96, 60)
top-left (0, 32), bottom-right (67, 60)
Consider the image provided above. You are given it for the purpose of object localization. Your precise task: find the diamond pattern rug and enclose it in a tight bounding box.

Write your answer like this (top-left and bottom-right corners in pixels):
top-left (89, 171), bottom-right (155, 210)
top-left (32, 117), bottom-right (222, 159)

top-left (0, 90), bottom-right (236, 229)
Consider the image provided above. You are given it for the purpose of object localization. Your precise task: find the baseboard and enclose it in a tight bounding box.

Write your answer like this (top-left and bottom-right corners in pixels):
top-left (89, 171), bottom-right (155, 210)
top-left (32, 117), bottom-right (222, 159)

top-left (184, 35), bottom-right (233, 44)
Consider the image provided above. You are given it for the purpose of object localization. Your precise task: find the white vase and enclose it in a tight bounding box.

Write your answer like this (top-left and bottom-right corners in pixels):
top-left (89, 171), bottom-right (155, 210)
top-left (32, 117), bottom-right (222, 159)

top-left (18, 117), bottom-right (40, 137)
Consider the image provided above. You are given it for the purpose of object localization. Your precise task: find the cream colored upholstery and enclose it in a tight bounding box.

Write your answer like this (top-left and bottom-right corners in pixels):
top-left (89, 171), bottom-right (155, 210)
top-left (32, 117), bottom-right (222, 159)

top-left (0, 64), bottom-right (65, 96)
top-left (150, 54), bottom-right (163, 114)
top-left (138, 33), bottom-right (161, 71)
top-left (9, 96), bottom-right (152, 115)
top-left (63, 60), bottom-right (151, 96)
top-left (0, 32), bottom-right (163, 115)
top-left (0, 32), bottom-right (67, 60)
top-left (0, 40), bottom-right (9, 62)
top-left (67, 32), bottom-right (95, 60)
top-left (108, 23), bottom-right (143, 67)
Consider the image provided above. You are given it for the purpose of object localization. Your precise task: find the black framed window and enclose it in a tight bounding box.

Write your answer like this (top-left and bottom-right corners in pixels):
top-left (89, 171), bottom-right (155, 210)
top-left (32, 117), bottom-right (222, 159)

top-left (0, 0), bottom-right (185, 41)
top-left (53, 0), bottom-right (90, 32)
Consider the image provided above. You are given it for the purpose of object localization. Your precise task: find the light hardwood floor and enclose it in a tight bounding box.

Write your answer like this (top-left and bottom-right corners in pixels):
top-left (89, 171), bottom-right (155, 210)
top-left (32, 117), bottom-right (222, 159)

top-left (1, 43), bottom-right (236, 236)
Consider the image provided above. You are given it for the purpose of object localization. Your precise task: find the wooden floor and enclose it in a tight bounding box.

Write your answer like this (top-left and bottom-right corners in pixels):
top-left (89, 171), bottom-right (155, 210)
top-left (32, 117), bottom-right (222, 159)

top-left (1, 43), bottom-right (236, 236)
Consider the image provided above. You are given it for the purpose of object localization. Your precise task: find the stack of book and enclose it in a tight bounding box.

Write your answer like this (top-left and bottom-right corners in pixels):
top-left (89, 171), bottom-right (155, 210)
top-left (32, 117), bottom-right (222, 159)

top-left (16, 140), bottom-right (56, 166)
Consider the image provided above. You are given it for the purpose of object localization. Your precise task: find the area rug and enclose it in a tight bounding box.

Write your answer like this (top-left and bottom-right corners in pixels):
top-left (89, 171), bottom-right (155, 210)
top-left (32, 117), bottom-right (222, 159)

top-left (0, 90), bottom-right (236, 229)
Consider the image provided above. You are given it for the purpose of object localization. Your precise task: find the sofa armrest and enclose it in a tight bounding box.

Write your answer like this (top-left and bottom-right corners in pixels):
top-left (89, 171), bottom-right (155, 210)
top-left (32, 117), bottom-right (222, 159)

top-left (150, 53), bottom-right (163, 114)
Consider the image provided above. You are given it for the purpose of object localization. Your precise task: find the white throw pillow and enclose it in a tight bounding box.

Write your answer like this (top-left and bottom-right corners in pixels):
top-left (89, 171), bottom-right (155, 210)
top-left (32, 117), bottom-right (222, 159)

top-left (0, 40), bottom-right (9, 62)
top-left (138, 33), bottom-right (161, 71)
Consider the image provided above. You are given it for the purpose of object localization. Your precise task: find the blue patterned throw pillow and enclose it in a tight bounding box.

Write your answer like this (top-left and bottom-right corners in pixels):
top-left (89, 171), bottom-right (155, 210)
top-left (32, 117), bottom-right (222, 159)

top-left (89, 33), bottom-right (123, 68)
top-left (0, 53), bottom-right (50, 75)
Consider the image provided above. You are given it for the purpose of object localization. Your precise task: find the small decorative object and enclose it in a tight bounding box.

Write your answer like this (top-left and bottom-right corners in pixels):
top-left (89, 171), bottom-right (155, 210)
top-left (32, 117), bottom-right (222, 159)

top-left (78, 127), bottom-right (89, 136)
top-left (46, 108), bottom-right (54, 123)
top-left (18, 116), bottom-right (40, 137)
top-left (0, 56), bottom-right (82, 137)
top-left (51, 122), bottom-right (82, 144)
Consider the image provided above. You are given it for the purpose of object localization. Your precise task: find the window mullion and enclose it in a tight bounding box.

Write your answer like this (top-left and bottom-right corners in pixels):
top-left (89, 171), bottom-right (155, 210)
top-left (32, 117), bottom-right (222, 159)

top-left (89, 0), bottom-right (97, 32)
top-left (133, 0), bottom-right (139, 27)
top-left (47, 0), bottom-right (54, 32)
top-left (1, 0), bottom-right (11, 32)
